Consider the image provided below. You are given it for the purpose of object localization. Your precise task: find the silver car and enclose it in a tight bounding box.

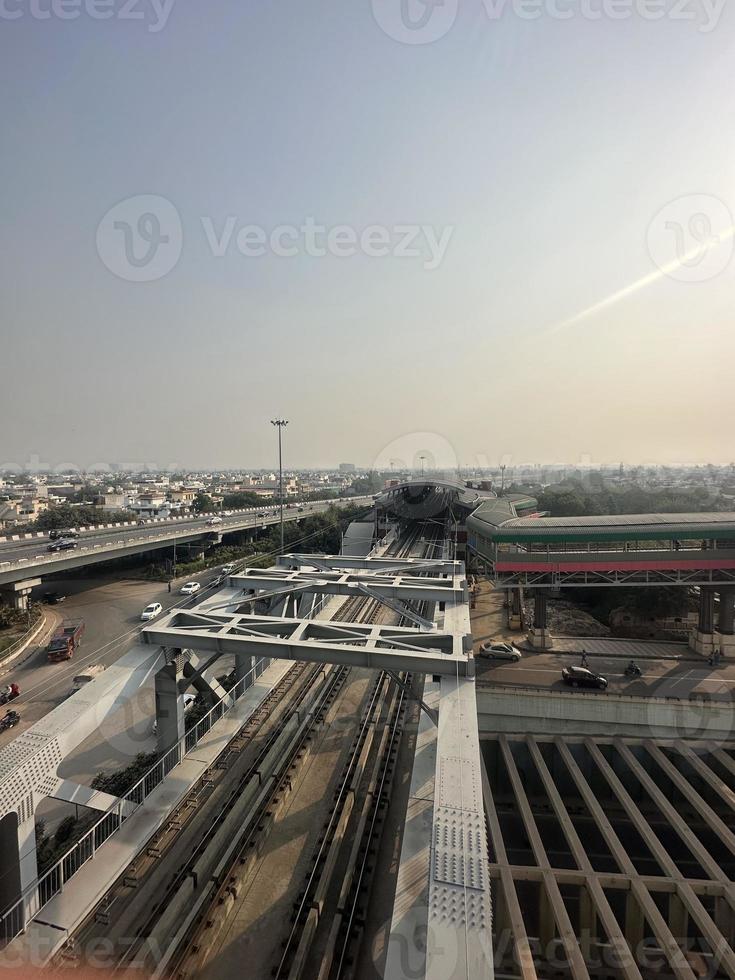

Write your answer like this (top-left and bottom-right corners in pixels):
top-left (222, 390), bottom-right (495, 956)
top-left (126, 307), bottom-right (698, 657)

top-left (479, 641), bottom-right (522, 662)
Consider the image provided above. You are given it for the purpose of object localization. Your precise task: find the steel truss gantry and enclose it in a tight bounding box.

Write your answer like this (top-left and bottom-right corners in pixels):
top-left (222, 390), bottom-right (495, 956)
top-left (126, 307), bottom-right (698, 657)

top-left (142, 609), bottom-right (473, 677)
top-left (225, 556), bottom-right (468, 631)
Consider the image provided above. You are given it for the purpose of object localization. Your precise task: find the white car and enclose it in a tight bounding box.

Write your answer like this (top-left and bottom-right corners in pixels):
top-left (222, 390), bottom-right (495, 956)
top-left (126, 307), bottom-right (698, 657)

top-left (220, 563), bottom-right (237, 574)
top-left (207, 516), bottom-right (223, 526)
top-left (479, 641), bottom-right (522, 662)
top-left (140, 602), bottom-right (163, 622)
top-left (180, 581), bottom-right (201, 596)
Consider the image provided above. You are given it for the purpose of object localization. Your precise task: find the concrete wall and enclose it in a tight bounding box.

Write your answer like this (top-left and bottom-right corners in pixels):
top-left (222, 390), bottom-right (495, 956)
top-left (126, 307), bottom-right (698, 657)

top-left (476, 685), bottom-right (735, 741)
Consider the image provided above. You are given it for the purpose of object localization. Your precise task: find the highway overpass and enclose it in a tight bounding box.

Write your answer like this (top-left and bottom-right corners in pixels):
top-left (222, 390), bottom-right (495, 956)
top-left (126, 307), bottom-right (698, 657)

top-left (0, 498), bottom-right (372, 594)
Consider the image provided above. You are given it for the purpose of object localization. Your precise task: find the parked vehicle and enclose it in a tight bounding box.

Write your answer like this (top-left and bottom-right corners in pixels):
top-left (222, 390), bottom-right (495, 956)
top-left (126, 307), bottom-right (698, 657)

top-left (180, 582), bottom-right (201, 596)
top-left (0, 710), bottom-right (20, 733)
top-left (42, 592), bottom-right (67, 605)
top-left (0, 683), bottom-right (20, 706)
top-left (561, 665), bottom-right (608, 690)
top-left (479, 641), bottom-right (522, 662)
top-left (49, 528), bottom-right (79, 540)
top-left (47, 538), bottom-right (77, 553)
top-left (207, 516), bottom-right (222, 526)
top-left (140, 602), bottom-right (163, 621)
top-left (71, 665), bottom-right (106, 692)
top-left (47, 619), bottom-right (85, 662)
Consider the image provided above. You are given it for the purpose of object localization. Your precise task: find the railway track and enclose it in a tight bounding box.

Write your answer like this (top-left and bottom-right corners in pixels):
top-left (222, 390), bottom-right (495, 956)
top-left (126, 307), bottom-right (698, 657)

top-left (174, 524), bottom-right (442, 980)
top-left (59, 522), bottom-right (445, 978)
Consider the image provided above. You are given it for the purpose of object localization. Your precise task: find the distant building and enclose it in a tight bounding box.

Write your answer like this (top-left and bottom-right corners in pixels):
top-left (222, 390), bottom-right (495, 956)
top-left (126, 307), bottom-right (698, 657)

top-left (96, 493), bottom-right (131, 512)
top-left (128, 493), bottom-right (170, 519)
top-left (0, 495), bottom-right (48, 528)
top-left (339, 463), bottom-right (356, 473)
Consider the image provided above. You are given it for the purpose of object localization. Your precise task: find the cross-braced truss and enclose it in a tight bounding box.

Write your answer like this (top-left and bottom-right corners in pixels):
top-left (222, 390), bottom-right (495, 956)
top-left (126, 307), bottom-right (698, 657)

top-left (230, 565), bottom-right (466, 602)
top-left (142, 608), bottom-right (473, 677)
top-left (492, 567), bottom-right (735, 588)
top-left (277, 554), bottom-right (459, 574)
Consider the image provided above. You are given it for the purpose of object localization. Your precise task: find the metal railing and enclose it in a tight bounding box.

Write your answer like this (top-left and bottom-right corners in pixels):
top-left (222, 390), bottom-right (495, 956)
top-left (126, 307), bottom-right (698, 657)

top-left (0, 655), bottom-right (266, 946)
top-left (0, 610), bottom-right (44, 668)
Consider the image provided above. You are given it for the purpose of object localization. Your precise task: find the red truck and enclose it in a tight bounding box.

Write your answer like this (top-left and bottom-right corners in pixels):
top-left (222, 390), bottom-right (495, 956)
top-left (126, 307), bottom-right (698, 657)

top-left (47, 620), bottom-right (85, 663)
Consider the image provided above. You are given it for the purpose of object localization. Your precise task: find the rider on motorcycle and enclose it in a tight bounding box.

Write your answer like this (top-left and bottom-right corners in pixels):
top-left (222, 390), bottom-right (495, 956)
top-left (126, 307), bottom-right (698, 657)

top-left (627, 660), bottom-right (641, 674)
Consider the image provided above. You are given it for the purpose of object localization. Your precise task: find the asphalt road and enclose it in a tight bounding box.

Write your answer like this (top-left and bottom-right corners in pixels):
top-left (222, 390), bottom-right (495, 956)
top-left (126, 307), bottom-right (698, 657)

top-left (477, 649), bottom-right (735, 701)
top-left (0, 567), bottom-right (227, 750)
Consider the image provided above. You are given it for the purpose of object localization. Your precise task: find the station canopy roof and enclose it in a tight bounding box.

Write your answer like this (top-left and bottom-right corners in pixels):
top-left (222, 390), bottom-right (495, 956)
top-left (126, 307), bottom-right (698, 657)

top-left (471, 510), bottom-right (735, 544)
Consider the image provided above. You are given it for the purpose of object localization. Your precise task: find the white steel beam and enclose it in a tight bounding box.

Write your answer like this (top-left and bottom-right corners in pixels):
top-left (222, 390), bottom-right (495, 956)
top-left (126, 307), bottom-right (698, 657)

top-left (142, 609), bottom-right (472, 677)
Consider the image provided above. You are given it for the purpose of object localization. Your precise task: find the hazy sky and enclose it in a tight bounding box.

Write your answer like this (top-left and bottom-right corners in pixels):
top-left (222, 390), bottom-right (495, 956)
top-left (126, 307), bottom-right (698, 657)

top-left (2, 1), bottom-right (734, 471)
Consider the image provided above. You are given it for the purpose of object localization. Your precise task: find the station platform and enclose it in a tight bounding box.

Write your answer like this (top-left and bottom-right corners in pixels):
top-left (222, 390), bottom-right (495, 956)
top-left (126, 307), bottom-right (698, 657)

top-left (2, 658), bottom-right (294, 968)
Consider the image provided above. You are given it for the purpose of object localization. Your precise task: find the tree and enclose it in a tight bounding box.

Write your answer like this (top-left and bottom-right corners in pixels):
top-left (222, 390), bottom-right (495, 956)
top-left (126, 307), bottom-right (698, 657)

top-left (192, 493), bottom-right (216, 514)
top-left (222, 491), bottom-right (266, 509)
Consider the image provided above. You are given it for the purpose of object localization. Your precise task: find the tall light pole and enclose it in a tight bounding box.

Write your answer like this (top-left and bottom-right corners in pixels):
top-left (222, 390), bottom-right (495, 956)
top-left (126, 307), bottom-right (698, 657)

top-left (271, 419), bottom-right (288, 554)
top-left (419, 455), bottom-right (426, 478)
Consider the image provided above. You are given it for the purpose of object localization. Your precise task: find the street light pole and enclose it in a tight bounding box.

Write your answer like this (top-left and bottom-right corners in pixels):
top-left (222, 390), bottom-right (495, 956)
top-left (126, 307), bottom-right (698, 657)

top-left (419, 455), bottom-right (426, 478)
top-left (271, 419), bottom-right (289, 554)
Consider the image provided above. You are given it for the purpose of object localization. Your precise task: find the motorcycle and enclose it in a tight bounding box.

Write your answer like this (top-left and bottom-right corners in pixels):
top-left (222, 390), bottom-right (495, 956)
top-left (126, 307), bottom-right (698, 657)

top-left (0, 685), bottom-right (20, 706)
top-left (0, 711), bottom-right (20, 733)
top-left (624, 663), bottom-right (642, 678)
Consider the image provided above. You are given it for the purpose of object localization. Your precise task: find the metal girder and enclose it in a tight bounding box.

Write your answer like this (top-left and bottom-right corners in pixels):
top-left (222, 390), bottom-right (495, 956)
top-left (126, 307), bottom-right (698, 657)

top-left (497, 736), bottom-right (589, 979)
top-left (230, 566), bottom-right (465, 603)
top-left (587, 739), bottom-right (735, 978)
top-left (491, 567), bottom-right (735, 589)
top-left (277, 554), bottom-right (459, 576)
top-left (353, 583), bottom-right (436, 630)
top-left (385, 671), bottom-right (438, 724)
top-left (142, 608), bottom-right (472, 677)
top-left (480, 758), bottom-right (538, 980)
top-left (524, 737), bottom-right (643, 980)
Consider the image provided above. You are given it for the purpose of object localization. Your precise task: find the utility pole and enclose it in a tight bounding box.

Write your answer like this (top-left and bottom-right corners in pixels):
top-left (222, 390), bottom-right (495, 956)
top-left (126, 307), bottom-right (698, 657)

top-left (271, 419), bottom-right (289, 554)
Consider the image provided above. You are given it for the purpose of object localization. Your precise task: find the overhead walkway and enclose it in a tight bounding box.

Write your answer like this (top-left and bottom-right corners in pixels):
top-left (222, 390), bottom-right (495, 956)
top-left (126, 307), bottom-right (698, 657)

top-left (468, 509), bottom-right (735, 588)
top-left (467, 506), bottom-right (735, 655)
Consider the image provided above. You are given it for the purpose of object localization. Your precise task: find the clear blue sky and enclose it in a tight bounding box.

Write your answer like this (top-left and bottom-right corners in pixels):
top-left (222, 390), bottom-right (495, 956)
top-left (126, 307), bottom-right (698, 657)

top-left (2, 1), bottom-right (734, 471)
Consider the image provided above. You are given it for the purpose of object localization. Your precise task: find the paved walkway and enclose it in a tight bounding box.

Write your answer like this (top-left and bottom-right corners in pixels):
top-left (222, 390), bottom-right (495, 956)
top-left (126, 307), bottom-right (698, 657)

top-left (527, 636), bottom-right (695, 661)
top-left (2, 658), bottom-right (294, 968)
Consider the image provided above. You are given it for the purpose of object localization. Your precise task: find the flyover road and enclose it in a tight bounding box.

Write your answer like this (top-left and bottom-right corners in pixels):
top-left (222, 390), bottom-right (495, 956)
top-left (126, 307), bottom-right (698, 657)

top-left (478, 649), bottom-right (735, 702)
top-left (0, 567), bottom-right (228, 752)
top-left (0, 497), bottom-right (372, 586)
